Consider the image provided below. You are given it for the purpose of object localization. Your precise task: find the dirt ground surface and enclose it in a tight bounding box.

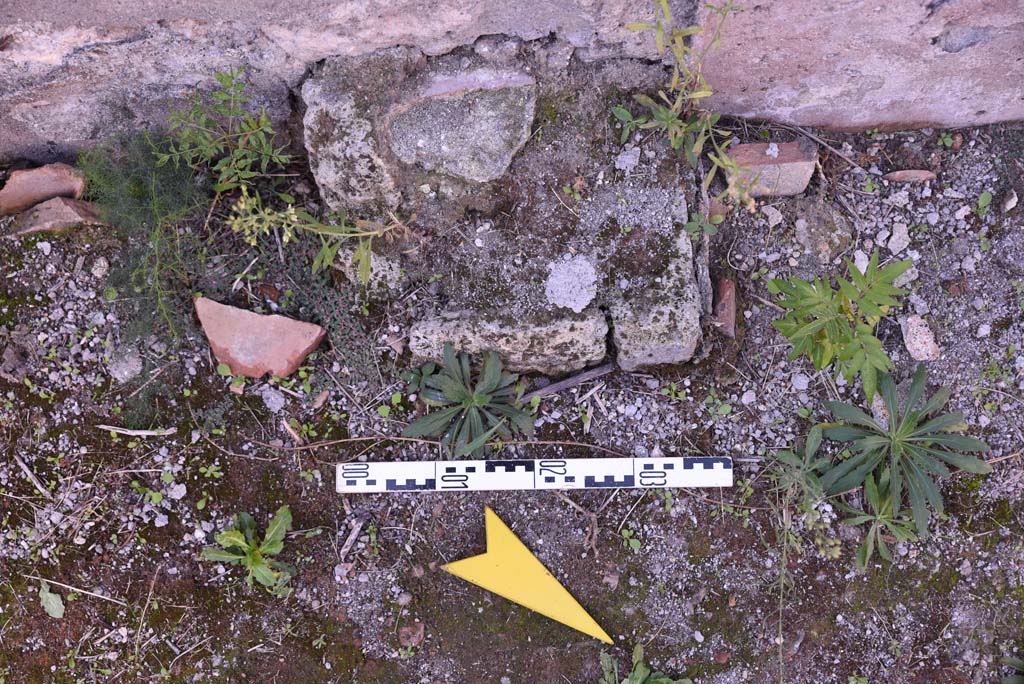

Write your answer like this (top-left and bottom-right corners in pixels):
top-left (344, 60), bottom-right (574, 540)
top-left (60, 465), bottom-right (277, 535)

top-left (1, 103), bottom-right (1023, 684)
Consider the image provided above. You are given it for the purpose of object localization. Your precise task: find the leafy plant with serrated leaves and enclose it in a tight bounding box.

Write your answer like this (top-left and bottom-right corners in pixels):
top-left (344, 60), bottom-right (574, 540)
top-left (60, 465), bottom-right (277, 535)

top-left (157, 66), bottom-right (290, 193)
top-left (599, 645), bottom-right (693, 684)
top-left (768, 250), bottom-right (912, 400)
top-left (622, 0), bottom-right (754, 210)
top-left (836, 471), bottom-right (917, 568)
top-left (401, 344), bottom-right (533, 457)
top-left (821, 364), bottom-right (991, 537)
top-left (1002, 655), bottom-right (1024, 684)
top-left (201, 505), bottom-right (295, 597)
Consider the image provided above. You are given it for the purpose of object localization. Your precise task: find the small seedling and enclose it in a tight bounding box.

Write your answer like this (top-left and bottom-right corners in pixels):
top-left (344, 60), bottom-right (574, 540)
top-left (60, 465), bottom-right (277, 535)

top-left (937, 132), bottom-right (954, 148)
top-left (683, 212), bottom-right (722, 237)
top-left (198, 462), bottom-right (223, 479)
top-left (1012, 281), bottom-right (1024, 310)
top-left (579, 404), bottom-right (592, 432)
top-left (600, 644), bottom-right (692, 684)
top-left (201, 505), bottom-right (295, 597)
top-left (661, 382), bottom-right (687, 401)
top-left (402, 361), bottom-right (438, 396)
top-left (366, 522), bottom-right (381, 558)
top-left (621, 528), bottom-right (642, 552)
top-left (703, 387), bottom-right (732, 416)
top-left (972, 191), bottom-right (993, 217)
top-left (836, 472), bottom-right (917, 568)
top-left (130, 480), bottom-right (163, 505)
top-left (611, 105), bottom-right (649, 144)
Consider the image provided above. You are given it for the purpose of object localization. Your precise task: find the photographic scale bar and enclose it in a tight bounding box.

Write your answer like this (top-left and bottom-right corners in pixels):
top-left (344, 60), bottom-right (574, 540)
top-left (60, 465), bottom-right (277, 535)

top-left (336, 456), bottom-right (732, 494)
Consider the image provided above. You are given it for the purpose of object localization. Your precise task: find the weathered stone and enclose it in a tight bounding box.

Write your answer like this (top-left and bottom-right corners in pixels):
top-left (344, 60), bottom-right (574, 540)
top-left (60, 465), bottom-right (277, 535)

top-left (7, 197), bottom-right (101, 237)
top-left (544, 256), bottom-right (597, 313)
top-left (387, 69), bottom-right (536, 183)
top-left (409, 311), bottom-right (607, 376)
top-left (901, 314), bottom-right (941, 361)
top-left (0, 333), bottom-right (36, 384)
top-left (693, 1), bottom-right (1024, 130)
top-left (331, 248), bottom-right (409, 300)
top-left (1003, 189), bottom-right (1018, 213)
top-left (300, 51), bottom-right (415, 212)
top-left (614, 147), bottom-right (641, 173)
top-left (893, 265), bottom-right (919, 288)
top-left (888, 222), bottom-right (911, 255)
top-left (609, 230), bottom-right (702, 372)
top-left (760, 204), bottom-right (784, 228)
top-left (792, 199), bottom-right (852, 265)
top-left (398, 621), bottom-right (425, 648)
top-left (883, 169), bottom-right (936, 183)
top-left (107, 345), bottom-right (143, 383)
top-left (2, 2), bottom-right (1024, 163)
top-left (260, 385), bottom-right (287, 414)
top-left (0, 163), bottom-right (85, 216)
top-left (194, 297), bottom-right (326, 378)
top-left (727, 140), bottom-right (817, 198)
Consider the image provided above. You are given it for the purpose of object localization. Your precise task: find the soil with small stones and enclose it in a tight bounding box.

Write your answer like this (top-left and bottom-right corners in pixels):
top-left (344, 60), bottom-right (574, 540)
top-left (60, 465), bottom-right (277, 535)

top-left (1, 119), bottom-right (1023, 684)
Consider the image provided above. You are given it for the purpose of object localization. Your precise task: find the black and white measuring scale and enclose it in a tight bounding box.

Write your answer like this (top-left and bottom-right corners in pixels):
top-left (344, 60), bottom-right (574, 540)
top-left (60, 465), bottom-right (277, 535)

top-left (336, 456), bottom-right (732, 494)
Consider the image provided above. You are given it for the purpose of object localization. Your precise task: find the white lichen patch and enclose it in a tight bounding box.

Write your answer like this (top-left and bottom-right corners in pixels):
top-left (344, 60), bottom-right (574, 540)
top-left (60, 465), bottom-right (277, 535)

top-left (544, 255), bottom-right (597, 313)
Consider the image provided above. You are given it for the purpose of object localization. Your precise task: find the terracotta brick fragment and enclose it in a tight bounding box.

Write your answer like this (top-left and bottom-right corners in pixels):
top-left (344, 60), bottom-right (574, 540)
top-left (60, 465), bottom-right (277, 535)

top-left (0, 163), bottom-right (86, 216)
top-left (727, 140), bottom-right (817, 198)
top-left (194, 297), bottom-right (326, 378)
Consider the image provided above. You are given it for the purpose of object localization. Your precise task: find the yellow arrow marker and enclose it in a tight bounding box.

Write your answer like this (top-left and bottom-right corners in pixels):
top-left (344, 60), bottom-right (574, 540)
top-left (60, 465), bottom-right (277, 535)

top-left (443, 507), bottom-right (612, 644)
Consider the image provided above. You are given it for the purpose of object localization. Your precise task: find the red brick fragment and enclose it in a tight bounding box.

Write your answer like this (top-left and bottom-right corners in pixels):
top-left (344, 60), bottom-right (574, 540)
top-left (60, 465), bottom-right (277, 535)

top-left (727, 140), bottom-right (817, 198)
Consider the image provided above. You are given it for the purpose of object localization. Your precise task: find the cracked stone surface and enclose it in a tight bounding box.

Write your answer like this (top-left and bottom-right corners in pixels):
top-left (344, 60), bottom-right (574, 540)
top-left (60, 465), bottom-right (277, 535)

top-left (408, 311), bottom-right (608, 376)
top-left (609, 229), bottom-right (703, 372)
top-left (386, 69), bottom-right (536, 183)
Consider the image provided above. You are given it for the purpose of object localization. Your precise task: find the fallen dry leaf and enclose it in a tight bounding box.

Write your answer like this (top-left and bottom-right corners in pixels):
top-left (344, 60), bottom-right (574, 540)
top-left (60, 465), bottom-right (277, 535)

top-left (882, 169), bottom-right (936, 183)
